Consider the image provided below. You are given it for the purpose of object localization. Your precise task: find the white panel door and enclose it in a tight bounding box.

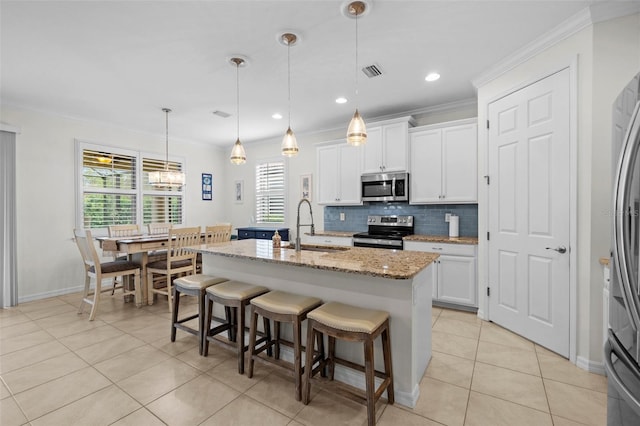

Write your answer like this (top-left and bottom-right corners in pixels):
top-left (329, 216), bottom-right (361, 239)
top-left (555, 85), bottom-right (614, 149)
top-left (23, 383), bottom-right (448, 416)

top-left (488, 68), bottom-right (571, 357)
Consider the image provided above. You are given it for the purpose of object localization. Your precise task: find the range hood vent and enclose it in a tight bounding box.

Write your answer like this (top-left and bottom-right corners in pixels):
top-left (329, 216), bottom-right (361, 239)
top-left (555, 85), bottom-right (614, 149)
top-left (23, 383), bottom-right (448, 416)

top-left (362, 63), bottom-right (383, 78)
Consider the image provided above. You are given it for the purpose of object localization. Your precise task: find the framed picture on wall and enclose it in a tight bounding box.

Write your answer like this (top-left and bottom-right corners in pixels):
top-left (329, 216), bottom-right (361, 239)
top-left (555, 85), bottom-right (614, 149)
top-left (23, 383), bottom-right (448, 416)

top-left (234, 180), bottom-right (244, 204)
top-left (300, 174), bottom-right (312, 201)
top-left (202, 173), bottom-right (212, 201)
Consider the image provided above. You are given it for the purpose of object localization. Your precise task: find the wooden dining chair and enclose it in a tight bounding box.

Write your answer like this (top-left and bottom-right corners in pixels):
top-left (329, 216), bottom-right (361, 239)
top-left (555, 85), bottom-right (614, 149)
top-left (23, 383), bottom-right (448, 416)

top-left (73, 229), bottom-right (142, 321)
top-left (148, 222), bottom-right (173, 235)
top-left (197, 224), bottom-right (233, 273)
top-left (107, 224), bottom-right (141, 295)
top-left (146, 226), bottom-right (201, 312)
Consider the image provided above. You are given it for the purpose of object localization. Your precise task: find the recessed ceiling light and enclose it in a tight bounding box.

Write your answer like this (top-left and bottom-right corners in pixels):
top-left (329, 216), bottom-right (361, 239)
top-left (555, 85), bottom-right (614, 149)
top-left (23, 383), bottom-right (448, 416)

top-left (425, 72), bottom-right (440, 82)
top-left (335, 97), bottom-right (348, 104)
top-left (272, 113), bottom-right (283, 119)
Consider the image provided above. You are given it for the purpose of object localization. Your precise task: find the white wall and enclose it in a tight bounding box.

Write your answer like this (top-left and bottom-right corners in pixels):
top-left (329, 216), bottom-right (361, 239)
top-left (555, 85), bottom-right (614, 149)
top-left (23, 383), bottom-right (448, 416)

top-left (476, 13), bottom-right (640, 365)
top-left (2, 106), bottom-right (227, 301)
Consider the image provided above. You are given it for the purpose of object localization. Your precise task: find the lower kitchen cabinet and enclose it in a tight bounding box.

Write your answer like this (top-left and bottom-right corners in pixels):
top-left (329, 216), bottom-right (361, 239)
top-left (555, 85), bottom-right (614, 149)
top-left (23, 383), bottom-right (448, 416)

top-left (302, 234), bottom-right (352, 246)
top-left (404, 241), bottom-right (477, 309)
top-left (236, 227), bottom-right (289, 241)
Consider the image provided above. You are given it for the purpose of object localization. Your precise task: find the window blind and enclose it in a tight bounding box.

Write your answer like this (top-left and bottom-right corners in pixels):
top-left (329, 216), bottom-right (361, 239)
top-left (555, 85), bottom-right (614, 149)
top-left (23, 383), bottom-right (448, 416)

top-left (255, 160), bottom-right (285, 223)
top-left (142, 157), bottom-right (183, 224)
top-left (82, 149), bottom-right (137, 228)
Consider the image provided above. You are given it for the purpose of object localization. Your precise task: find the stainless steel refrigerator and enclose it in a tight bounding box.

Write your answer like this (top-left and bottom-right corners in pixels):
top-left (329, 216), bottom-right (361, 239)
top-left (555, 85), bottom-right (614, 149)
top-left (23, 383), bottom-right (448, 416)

top-left (608, 71), bottom-right (640, 425)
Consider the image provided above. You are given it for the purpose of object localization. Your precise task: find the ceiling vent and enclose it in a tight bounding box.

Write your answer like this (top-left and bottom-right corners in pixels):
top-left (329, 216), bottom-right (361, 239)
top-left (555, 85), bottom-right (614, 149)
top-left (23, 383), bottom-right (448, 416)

top-left (362, 63), bottom-right (383, 78)
top-left (212, 110), bottom-right (231, 118)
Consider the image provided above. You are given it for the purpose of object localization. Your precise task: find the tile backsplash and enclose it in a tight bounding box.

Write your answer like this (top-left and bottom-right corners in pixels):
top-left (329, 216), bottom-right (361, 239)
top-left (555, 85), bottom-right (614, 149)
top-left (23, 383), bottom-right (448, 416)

top-left (324, 203), bottom-right (478, 237)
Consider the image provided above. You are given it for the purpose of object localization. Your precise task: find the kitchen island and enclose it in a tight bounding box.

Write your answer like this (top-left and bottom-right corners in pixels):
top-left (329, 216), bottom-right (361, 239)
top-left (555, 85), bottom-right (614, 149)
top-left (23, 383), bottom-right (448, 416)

top-left (191, 239), bottom-right (438, 408)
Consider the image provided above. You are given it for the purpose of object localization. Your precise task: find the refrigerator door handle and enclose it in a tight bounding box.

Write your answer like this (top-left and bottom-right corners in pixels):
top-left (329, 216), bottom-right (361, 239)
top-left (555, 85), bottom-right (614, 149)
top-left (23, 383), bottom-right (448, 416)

top-left (605, 329), bottom-right (640, 417)
top-left (613, 101), bottom-right (640, 332)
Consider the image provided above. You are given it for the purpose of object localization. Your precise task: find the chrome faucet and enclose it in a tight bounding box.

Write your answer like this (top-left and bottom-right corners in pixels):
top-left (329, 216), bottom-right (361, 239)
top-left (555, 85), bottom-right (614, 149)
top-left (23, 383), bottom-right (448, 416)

top-left (295, 198), bottom-right (315, 252)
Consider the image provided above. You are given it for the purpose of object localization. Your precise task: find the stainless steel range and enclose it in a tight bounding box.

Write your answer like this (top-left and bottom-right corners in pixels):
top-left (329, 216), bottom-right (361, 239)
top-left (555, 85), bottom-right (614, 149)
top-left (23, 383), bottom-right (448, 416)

top-left (352, 215), bottom-right (414, 250)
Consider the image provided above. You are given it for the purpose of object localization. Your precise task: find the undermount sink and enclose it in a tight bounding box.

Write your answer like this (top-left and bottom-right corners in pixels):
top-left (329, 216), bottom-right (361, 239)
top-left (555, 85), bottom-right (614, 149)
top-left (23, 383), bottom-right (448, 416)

top-left (295, 244), bottom-right (349, 253)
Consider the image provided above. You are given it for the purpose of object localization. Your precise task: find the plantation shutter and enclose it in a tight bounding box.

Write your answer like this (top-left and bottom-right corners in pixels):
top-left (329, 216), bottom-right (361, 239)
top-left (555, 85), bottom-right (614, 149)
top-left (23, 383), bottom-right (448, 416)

top-left (81, 149), bottom-right (137, 228)
top-left (255, 160), bottom-right (285, 223)
top-left (142, 157), bottom-right (184, 224)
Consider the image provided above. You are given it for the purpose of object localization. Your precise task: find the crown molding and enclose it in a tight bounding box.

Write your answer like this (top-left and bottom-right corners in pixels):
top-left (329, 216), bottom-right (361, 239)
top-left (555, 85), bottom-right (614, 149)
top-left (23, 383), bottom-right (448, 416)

top-left (472, 2), bottom-right (640, 89)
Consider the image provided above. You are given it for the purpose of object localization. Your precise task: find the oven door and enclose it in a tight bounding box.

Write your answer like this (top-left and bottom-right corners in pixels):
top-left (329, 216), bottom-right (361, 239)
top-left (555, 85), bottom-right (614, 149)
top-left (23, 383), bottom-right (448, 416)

top-left (353, 236), bottom-right (403, 250)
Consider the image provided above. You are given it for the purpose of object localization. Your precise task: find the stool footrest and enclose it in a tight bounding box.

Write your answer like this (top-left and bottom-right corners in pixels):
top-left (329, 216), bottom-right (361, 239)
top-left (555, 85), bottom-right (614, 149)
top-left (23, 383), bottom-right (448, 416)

top-left (333, 357), bottom-right (389, 380)
top-left (175, 313), bottom-right (199, 325)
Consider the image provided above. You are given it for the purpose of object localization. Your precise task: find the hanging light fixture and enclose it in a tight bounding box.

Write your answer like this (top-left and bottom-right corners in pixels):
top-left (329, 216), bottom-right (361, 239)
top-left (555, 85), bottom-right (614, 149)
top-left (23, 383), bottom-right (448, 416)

top-left (346, 1), bottom-right (367, 146)
top-left (149, 108), bottom-right (186, 187)
top-left (280, 32), bottom-right (299, 157)
top-left (229, 57), bottom-right (247, 165)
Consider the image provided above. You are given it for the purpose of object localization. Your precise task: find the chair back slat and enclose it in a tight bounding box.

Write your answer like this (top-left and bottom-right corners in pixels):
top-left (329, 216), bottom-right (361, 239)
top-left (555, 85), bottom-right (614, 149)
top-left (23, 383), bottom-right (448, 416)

top-left (148, 223), bottom-right (173, 235)
top-left (205, 224), bottom-right (232, 244)
top-left (168, 226), bottom-right (201, 261)
top-left (108, 224), bottom-right (140, 237)
top-left (73, 228), bottom-right (101, 273)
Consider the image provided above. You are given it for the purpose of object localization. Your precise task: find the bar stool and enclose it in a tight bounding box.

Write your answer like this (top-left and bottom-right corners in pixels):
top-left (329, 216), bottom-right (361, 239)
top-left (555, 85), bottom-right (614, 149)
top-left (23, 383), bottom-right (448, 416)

top-left (247, 290), bottom-right (323, 401)
top-left (171, 274), bottom-right (229, 355)
top-left (302, 302), bottom-right (394, 426)
top-left (203, 281), bottom-right (269, 374)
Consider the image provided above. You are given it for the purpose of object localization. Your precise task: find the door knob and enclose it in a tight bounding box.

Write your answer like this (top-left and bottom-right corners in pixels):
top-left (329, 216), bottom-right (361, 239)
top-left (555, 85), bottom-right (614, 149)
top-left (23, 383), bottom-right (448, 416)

top-left (545, 245), bottom-right (567, 254)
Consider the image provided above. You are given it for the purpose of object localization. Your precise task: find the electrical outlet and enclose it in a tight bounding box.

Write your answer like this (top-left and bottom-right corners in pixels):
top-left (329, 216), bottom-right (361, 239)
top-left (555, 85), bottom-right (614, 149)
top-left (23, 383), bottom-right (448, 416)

top-left (340, 212), bottom-right (345, 221)
top-left (445, 213), bottom-right (451, 222)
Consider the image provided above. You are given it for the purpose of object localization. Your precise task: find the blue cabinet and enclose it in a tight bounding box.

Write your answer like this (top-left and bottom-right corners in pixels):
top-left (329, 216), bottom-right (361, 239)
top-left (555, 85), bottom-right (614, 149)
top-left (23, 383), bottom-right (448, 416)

top-left (236, 227), bottom-right (289, 241)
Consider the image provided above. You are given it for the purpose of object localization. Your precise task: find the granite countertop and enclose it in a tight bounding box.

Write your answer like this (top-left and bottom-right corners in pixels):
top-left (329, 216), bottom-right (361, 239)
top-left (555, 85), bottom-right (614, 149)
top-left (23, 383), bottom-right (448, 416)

top-left (403, 235), bottom-right (479, 245)
top-left (192, 239), bottom-right (438, 279)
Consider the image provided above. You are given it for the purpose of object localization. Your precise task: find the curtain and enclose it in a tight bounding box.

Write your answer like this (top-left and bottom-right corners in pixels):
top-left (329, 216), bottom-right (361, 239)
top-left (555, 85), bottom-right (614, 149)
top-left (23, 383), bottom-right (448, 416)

top-left (1, 130), bottom-right (17, 307)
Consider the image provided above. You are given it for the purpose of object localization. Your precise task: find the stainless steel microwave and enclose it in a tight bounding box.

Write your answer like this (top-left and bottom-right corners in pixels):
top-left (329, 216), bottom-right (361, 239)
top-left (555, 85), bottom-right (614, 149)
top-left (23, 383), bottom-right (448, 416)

top-left (361, 172), bottom-right (409, 202)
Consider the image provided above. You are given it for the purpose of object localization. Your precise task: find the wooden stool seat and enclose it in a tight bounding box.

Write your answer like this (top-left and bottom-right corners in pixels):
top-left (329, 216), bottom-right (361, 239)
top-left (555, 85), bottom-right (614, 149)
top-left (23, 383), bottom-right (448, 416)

top-left (247, 291), bottom-right (323, 401)
top-left (171, 275), bottom-right (228, 355)
top-left (203, 281), bottom-right (269, 374)
top-left (303, 302), bottom-right (394, 426)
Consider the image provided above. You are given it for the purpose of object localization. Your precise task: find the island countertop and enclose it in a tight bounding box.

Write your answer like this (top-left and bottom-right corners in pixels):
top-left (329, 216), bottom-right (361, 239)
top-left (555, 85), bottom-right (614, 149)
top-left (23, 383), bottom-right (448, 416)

top-left (191, 239), bottom-right (438, 280)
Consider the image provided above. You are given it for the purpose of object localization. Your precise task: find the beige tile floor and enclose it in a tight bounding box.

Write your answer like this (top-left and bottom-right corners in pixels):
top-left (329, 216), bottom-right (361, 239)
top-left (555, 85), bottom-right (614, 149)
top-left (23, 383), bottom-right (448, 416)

top-left (0, 293), bottom-right (607, 425)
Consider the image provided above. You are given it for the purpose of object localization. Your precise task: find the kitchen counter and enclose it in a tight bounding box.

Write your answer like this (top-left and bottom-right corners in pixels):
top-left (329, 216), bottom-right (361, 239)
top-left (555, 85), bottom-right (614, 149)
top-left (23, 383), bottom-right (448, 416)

top-left (192, 239), bottom-right (437, 279)
top-left (403, 235), bottom-right (479, 245)
top-left (192, 239), bottom-right (436, 408)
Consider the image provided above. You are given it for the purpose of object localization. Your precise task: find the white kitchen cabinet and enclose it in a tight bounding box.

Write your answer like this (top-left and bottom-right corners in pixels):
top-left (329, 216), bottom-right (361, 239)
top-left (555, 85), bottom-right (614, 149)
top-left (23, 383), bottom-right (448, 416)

top-left (409, 119), bottom-right (478, 204)
top-left (316, 142), bottom-right (362, 205)
top-left (302, 234), bottom-right (352, 247)
top-left (362, 117), bottom-right (414, 174)
top-left (404, 241), bottom-right (477, 308)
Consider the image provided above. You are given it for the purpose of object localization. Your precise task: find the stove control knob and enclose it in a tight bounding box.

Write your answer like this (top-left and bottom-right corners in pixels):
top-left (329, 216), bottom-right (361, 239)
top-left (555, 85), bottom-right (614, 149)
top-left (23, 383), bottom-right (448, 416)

top-left (371, 218), bottom-right (376, 223)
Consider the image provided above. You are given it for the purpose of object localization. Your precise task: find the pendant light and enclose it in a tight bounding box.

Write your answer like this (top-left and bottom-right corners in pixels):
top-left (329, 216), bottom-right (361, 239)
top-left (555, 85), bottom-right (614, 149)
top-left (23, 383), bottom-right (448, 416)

top-left (346, 1), bottom-right (367, 146)
top-left (149, 108), bottom-right (186, 187)
top-left (280, 32), bottom-right (299, 157)
top-left (229, 57), bottom-right (247, 165)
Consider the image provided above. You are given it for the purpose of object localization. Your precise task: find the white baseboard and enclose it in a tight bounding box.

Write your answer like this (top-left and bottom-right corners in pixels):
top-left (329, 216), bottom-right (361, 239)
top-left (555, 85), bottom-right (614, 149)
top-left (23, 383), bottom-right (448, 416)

top-left (18, 285), bottom-right (85, 303)
top-left (576, 355), bottom-right (606, 376)
top-left (274, 345), bottom-right (419, 408)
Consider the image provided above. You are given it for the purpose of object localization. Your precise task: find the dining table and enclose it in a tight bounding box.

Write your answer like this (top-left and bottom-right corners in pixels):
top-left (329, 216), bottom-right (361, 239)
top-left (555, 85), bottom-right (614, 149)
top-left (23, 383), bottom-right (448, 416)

top-left (96, 233), bottom-right (175, 305)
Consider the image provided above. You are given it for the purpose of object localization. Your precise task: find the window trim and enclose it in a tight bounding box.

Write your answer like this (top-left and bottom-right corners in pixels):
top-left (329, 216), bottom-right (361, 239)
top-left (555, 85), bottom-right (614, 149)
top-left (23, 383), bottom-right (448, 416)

top-left (75, 140), bottom-right (186, 235)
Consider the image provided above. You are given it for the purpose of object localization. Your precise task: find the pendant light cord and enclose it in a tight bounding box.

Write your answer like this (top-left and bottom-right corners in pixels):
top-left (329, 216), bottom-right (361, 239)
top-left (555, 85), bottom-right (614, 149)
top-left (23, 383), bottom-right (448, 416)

top-left (236, 62), bottom-right (240, 140)
top-left (164, 109), bottom-right (169, 171)
top-left (355, 9), bottom-right (359, 108)
top-left (287, 41), bottom-right (292, 128)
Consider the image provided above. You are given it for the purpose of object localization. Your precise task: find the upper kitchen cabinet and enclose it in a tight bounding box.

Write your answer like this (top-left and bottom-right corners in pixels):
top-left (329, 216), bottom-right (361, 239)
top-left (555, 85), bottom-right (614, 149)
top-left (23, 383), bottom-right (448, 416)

top-left (410, 118), bottom-right (478, 204)
top-left (362, 116), bottom-right (416, 174)
top-left (317, 141), bottom-right (362, 205)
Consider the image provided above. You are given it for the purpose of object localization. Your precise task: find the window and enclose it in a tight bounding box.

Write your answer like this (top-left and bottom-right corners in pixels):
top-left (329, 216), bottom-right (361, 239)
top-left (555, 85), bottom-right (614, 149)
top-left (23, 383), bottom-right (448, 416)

top-left (255, 159), bottom-right (285, 223)
top-left (77, 141), bottom-right (184, 232)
